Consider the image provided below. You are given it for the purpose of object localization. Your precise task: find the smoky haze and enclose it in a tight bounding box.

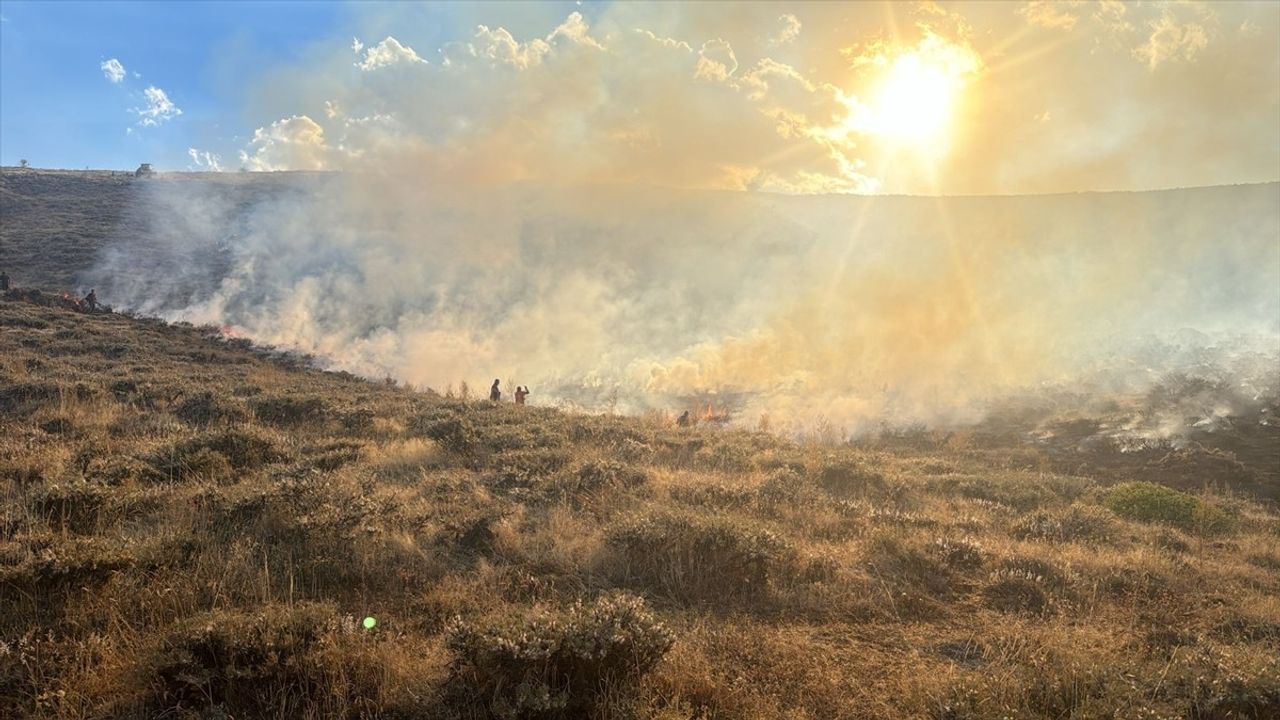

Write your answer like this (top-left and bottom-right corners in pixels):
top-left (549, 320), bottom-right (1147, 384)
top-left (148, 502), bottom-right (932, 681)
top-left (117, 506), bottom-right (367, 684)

top-left (83, 172), bottom-right (1280, 435)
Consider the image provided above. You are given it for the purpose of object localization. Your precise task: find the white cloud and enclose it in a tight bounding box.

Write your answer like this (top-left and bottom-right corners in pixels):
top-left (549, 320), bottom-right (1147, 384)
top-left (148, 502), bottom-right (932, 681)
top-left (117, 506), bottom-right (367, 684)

top-left (694, 38), bottom-right (738, 82)
top-left (1019, 1), bottom-right (1080, 31)
top-left (772, 13), bottom-right (802, 44)
top-left (351, 37), bottom-right (364, 53)
top-left (134, 86), bottom-right (181, 126)
top-left (187, 148), bottom-right (223, 171)
top-left (238, 115), bottom-right (333, 171)
top-left (356, 36), bottom-right (426, 71)
top-left (472, 25), bottom-right (551, 69)
top-left (101, 58), bottom-right (126, 83)
top-left (1133, 8), bottom-right (1212, 70)
top-left (548, 11), bottom-right (603, 50)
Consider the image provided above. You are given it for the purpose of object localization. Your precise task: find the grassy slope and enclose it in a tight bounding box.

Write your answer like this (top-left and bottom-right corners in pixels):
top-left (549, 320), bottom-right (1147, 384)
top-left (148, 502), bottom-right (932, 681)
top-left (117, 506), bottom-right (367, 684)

top-left (1, 296), bottom-right (1278, 719)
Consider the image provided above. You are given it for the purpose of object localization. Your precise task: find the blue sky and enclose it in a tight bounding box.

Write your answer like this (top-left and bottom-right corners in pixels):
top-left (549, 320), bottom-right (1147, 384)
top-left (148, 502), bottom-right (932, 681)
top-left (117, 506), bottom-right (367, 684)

top-left (0, 1), bottom-right (588, 170)
top-left (0, 1), bottom-right (1275, 193)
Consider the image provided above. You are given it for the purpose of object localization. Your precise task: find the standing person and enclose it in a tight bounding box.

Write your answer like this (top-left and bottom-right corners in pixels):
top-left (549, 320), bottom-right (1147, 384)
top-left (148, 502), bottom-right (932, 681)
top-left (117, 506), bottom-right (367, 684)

top-left (515, 386), bottom-right (529, 405)
top-left (676, 410), bottom-right (691, 427)
top-left (82, 289), bottom-right (98, 311)
top-left (0, 270), bottom-right (9, 291)
top-left (490, 379), bottom-right (502, 402)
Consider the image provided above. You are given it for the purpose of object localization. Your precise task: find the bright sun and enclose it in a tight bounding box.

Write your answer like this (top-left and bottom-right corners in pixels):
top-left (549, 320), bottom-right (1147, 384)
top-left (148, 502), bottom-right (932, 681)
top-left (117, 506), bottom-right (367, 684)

top-left (872, 53), bottom-right (962, 147)
top-left (842, 36), bottom-right (982, 156)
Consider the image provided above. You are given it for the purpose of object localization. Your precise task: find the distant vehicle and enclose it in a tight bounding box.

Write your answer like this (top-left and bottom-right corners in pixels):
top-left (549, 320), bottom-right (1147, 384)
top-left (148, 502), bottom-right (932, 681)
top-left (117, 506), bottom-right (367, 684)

top-left (135, 163), bottom-right (154, 177)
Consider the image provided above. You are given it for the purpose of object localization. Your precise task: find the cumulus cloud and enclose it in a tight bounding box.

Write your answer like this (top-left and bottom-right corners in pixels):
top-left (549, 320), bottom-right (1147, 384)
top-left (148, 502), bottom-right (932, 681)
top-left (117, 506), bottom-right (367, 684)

top-left (356, 36), bottom-right (426, 71)
top-left (238, 115), bottom-right (333, 170)
top-left (1133, 7), bottom-right (1213, 70)
top-left (101, 57), bottom-right (126, 83)
top-left (134, 86), bottom-right (181, 126)
top-left (772, 13), bottom-right (802, 44)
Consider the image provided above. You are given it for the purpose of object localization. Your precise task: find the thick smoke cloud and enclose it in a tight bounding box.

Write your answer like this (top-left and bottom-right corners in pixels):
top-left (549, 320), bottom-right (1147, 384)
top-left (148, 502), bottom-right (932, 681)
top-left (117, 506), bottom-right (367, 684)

top-left (85, 6), bottom-right (1280, 437)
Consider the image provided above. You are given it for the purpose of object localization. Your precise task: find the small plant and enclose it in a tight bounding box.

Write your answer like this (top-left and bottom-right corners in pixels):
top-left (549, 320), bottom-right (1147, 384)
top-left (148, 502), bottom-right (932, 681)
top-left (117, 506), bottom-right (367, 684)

top-left (150, 603), bottom-right (335, 714)
top-left (446, 593), bottom-right (673, 719)
top-left (173, 391), bottom-right (246, 427)
top-left (1103, 481), bottom-right (1233, 533)
top-left (816, 458), bottom-right (886, 497)
top-left (250, 394), bottom-right (327, 426)
top-left (422, 415), bottom-right (477, 456)
top-left (1012, 504), bottom-right (1118, 543)
top-left (606, 511), bottom-right (794, 600)
top-left (931, 537), bottom-right (985, 569)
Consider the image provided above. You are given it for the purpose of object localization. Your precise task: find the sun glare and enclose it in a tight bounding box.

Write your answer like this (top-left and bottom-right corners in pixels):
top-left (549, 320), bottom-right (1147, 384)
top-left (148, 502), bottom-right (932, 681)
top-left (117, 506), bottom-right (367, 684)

top-left (842, 35), bottom-right (983, 156)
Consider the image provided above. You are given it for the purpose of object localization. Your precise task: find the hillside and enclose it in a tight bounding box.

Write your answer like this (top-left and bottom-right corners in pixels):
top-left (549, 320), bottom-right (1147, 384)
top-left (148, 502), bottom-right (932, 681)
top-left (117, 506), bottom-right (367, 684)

top-left (2, 294), bottom-right (1278, 719)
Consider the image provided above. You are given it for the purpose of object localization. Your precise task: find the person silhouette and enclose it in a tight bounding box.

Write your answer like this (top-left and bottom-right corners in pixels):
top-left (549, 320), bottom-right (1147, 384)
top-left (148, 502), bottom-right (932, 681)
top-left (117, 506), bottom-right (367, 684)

top-left (490, 379), bottom-right (502, 402)
top-left (677, 410), bottom-right (691, 427)
top-left (515, 386), bottom-right (529, 405)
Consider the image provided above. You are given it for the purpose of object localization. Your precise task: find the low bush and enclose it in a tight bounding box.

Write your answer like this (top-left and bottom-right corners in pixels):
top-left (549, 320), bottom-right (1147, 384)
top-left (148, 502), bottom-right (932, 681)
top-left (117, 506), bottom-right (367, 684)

top-left (1012, 504), bottom-right (1119, 543)
top-left (423, 415), bottom-right (478, 456)
top-left (172, 391), bottom-right (246, 427)
top-left (149, 602), bottom-right (335, 715)
top-left (816, 459), bottom-right (886, 497)
top-left (1103, 481), bottom-right (1233, 534)
top-left (29, 483), bottom-right (106, 534)
top-left (554, 460), bottom-right (650, 496)
top-left (446, 593), bottom-right (673, 719)
top-left (606, 511), bottom-right (794, 601)
top-left (146, 428), bottom-right (284, 483)
top-left (250, 394), bottom-right (327, 426)
top-left (930, 537), bottom-right (985, 570)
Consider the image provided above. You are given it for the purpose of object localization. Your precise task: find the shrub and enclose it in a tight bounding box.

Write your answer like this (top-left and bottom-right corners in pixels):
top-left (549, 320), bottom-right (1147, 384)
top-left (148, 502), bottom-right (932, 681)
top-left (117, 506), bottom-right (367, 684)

top-left (606, 511), bottom-right (794, 600)
top-left (573, 460), bottom-right (649, 492)
top-left (150, 603), bottom-right (335, 715)
top-left (816, 459), bottom-right (886, 497)
top-left (490, 448), bottom-right (574, 487)
top-left (146, 428), bottom-right (283, 483)
top-left (423, 416), bottom-right (477, 456)
top-left (1103, 481), bottom-right (1233, 533)
top-left (29, 483), bottom-right (106, 534)
top-left (173, 391), bottom-right (246, 427)
top-left (983, 571), bottom-right (1051, 615)
top-left (1012, 504), bottom-right (1118, 543)
top-left (930, 537), bottom-right (985, 570)
top-left (863, 534), bottom-right (952, 598)
top-left (250, 394), bottom-right (327, 426)
top-left (446, 593), bottom-right (673, 719)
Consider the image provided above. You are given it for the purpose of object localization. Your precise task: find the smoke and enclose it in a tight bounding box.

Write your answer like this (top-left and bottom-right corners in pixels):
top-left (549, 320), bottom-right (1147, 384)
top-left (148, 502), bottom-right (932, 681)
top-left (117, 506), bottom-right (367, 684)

top-left (83, 8), bottom-right (1280, 435)
top-left (85, 172), bottom-right (1280, 434)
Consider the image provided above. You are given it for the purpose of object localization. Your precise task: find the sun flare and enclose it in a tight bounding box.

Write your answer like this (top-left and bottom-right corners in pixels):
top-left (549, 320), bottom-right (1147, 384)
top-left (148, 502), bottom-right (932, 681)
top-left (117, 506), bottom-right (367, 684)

top-left (842, 34), bottom-right (983, 156)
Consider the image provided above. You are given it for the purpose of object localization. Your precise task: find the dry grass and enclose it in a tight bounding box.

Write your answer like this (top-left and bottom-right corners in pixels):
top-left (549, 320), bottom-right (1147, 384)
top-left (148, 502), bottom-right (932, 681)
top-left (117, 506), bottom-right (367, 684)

top-left (1, 296), bottom-right (1277, 719)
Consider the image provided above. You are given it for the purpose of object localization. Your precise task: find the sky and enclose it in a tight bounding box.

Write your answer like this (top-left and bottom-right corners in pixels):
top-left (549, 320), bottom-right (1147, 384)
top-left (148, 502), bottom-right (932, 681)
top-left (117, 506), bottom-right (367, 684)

top-left (1, 0), bottom-right (1278, 195)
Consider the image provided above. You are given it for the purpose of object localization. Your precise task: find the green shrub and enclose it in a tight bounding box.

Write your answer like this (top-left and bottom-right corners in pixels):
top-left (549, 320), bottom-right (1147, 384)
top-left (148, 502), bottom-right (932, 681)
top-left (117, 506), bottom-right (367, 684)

top-left (446, 593), bottom-right (673, 719)
top-left (606, 511), bottom-right (794, 600)
top-left (1103, 482), bottom-right (1232, 533)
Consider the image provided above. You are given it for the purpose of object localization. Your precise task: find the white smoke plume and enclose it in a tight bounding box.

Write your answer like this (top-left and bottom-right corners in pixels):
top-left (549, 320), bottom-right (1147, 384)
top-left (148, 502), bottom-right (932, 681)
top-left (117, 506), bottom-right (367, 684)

top-left (83, 8), bottom-right (1280, 435)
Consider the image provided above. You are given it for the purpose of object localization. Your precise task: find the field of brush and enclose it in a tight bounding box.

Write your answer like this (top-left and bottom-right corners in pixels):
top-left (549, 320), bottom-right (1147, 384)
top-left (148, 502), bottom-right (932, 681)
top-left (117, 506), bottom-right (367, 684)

top-left (1, 294), bottom-right (1278, 719)
top-left (1, 168), bottom-right (1278, 719)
